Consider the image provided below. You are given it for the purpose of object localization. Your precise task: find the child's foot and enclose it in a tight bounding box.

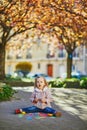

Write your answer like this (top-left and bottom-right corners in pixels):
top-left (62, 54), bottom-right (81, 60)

top-left (15, 109), bottom-right (22, 114)
top-left (54, 112), bottom-right (62, 117)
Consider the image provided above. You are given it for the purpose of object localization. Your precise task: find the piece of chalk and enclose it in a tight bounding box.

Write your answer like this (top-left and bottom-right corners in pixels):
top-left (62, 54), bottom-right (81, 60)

top-left (47, 114), bottom-right (53, 116)
top-left (22, 111), bottom-right (26, 114)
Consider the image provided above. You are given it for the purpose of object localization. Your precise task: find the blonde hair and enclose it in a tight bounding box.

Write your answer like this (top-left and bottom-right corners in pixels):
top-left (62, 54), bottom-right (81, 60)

top-left (34, 76), bottom-right (48, 88)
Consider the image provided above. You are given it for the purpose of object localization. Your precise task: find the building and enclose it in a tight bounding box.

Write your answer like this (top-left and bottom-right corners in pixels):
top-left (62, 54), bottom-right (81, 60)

top-left (5, 42), bottom-right (87, 78)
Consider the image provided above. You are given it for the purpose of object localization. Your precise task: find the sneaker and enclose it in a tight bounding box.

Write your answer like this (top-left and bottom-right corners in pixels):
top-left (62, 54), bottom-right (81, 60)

top-left (54, 112), bottom-right (62, 117)
top-left (15, 109), bottom-right (22, 114)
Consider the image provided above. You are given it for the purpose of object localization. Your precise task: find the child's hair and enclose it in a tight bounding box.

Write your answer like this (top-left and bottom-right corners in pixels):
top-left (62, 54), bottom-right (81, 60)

top-left (34, 76), bottom-right (48, 88)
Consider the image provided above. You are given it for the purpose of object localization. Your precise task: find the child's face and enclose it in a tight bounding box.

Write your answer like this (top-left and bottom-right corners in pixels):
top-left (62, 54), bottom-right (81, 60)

top-left (36, 77), bottom-right (45, 90)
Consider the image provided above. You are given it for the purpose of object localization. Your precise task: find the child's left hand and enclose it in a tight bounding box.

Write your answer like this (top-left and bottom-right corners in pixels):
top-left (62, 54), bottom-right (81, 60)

top-left (40, 98), bottom-right (47, 104)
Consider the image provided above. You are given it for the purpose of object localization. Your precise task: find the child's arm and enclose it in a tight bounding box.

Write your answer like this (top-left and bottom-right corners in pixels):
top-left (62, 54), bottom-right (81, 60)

top-left (40, 88), bottom-right (53, 104)
top-left (30, 91), bottom-right (39, 104)
top-left (45, 88), bottom-right (53, 103)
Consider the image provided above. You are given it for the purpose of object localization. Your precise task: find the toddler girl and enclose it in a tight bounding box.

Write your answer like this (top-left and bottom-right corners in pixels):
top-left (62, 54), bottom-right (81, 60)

top-left (15, 76), bottom-right (61, 117)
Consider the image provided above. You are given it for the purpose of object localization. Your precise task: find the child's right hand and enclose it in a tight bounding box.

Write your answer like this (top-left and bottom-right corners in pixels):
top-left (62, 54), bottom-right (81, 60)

top-left (39, 98), bottom-right (47, 103)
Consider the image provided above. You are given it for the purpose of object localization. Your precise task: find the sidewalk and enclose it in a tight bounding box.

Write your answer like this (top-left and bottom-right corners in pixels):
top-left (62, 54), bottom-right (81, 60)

top-left (0, 87), bottom-right (87, 130)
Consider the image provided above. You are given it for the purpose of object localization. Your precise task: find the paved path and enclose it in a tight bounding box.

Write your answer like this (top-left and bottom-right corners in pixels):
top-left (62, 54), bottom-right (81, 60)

top-left (0, 87), bottom-right (87, 130)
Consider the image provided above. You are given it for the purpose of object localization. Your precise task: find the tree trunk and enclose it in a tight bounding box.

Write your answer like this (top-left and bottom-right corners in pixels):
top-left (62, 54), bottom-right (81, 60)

top-left (67, 52), bottom-right (73, 78)
top-left (0, 44), bottom-right (5, 80)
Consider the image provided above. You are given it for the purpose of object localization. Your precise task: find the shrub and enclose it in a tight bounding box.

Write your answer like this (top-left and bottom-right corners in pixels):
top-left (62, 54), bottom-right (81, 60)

top-left (49, 78), bottom-right (65, 88)
top-left (49, 78), bottom-right (80, 88)
top-left (0, 83), bottom-right (15, 101)
top-left (80, 78), bottom-right (87, 89)
top-left (64, 78), bottom-right (80, 88)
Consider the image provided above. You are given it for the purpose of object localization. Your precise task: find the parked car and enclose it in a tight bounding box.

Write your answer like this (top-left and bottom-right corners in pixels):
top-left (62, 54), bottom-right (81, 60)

top-left (26, 73), bottom-right (35, 78)
top-left (26, 73), bottom-right (53, 82)
top-left (13, 70), bottom-right (30, 77)
top-left (60, 71), bottom-right (87, 79)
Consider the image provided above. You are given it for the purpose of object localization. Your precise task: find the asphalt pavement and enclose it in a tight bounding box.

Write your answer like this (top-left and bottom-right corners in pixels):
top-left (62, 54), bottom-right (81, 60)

top-left (0, 87), bottom-right (87, 130)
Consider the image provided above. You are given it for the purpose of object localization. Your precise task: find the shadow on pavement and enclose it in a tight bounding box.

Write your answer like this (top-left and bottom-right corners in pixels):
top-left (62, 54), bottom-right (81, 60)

top-left (0, 87), bottom-right (87, 130)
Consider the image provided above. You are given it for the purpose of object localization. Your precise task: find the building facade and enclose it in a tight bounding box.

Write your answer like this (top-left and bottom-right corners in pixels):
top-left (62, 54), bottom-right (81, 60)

top-left (5, 43), bottom-right (87, 78)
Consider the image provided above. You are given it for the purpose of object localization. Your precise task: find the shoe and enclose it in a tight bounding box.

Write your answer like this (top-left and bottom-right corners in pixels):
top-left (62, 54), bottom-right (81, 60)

top-left (15, 109), bottom-right (22, 114)
top-left (54, 112), bottom-right (62, 117)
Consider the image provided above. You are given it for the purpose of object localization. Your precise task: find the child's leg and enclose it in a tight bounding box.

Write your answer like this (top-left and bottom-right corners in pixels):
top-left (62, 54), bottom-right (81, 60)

top-left (22, 106), bottom-right (42, 113)
top-left (42, 107), bottom-right (62, 117)
top-left (42, 107), bottom-right (56, 114)
top-left (15, 106), bottom-right (42, 114)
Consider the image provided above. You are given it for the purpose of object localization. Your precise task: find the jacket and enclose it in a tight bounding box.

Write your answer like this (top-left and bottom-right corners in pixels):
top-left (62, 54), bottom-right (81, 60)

top-left (30, 86), bottom-right (52, 109)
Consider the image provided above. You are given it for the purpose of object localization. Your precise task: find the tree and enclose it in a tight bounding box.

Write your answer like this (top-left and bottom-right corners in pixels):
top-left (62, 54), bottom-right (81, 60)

top-left (31, 0), bottom-right (87, 78)
top-left (0, 0), bottom-right (38, 79)
top-left (0, 0), bottom-right (87, 79)
top-left (15, 61), bottom-right (32, 77)
top-left (51, 0), bottom-right (87, 78)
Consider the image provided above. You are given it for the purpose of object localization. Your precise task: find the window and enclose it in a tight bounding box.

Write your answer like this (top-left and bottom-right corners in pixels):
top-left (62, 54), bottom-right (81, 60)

top-left (73, 48), bottom-right (79, 58)
top-left (7, 65), bottom-right (12, 75)
top-left (46, 53), bottom-right (55, 58)
top-left (58, 49), bottom-right (66, 58)
top-left (26, 48), bottom-right (32, 59)
top-left (7, 50), bottom-right (13, 59)
top-left (16, 55), bottom-right (22, 59)
top-left (26, 53), bottom-right (32, 59)
top-left (47, 44), bottom-right (55, 58)
top-left (7, 55), bottom-right (12, 59)
top-left (38, 63), bottom-right (40, 69)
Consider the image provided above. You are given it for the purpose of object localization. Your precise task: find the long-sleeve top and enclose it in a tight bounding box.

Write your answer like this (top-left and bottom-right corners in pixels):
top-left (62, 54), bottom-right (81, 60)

top-left (30, 86), bottom-right (53, 109)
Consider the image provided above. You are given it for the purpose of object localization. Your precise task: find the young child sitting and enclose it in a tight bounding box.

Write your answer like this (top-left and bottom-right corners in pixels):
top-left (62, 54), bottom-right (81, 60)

top-left (15, 76), bottom-right (62, 117)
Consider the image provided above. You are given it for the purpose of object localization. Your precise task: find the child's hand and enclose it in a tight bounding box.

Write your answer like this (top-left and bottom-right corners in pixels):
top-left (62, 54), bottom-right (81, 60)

top-left (33, 98), bottom-right (39, 104)
top-left (40, 98), bottom-right (47, 104)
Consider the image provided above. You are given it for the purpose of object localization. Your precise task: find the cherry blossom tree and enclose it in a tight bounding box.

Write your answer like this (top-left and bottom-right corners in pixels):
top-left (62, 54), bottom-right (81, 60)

top-left (33, 0), bottom-right (87, 78)
top-left (0, 0), bottom-right (38, 79)
top-left (0, 0), bottom-right (87, 79)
